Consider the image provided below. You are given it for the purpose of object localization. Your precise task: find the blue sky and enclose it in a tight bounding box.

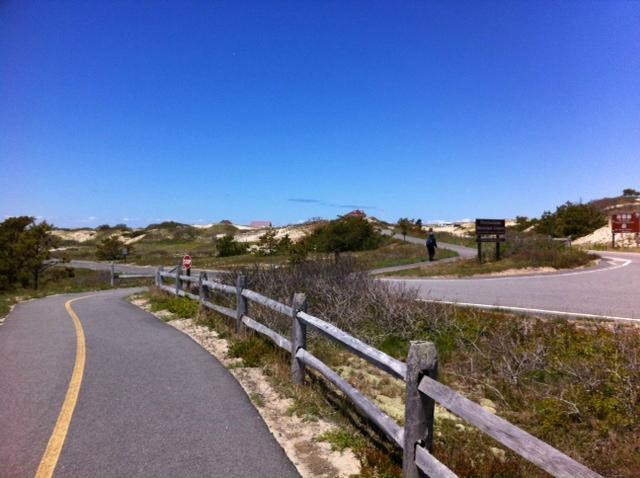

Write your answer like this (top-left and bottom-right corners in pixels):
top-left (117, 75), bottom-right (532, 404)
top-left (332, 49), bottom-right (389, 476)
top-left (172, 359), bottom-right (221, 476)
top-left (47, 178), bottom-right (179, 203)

top-left (1, 1), bottom-right (639, 228)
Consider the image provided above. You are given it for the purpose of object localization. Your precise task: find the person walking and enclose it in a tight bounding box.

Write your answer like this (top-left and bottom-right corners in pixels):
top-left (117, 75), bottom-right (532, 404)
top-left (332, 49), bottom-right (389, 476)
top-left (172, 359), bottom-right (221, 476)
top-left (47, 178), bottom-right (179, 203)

top-left (426, 228), bottom-right (437, 261)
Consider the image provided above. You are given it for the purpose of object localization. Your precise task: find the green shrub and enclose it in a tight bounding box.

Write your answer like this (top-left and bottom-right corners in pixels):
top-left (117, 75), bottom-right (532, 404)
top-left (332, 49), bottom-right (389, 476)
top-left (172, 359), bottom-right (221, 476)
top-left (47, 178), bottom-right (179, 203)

top-left (228, 335), bottom-right (273, 367)
top-left (535, 202), bottom-right (606, 238)
top-left (149, 294), bottom-right (199, 318)
top-left (0, 216), bottom-right (57, 291)
top-left (306, 216), bottom-right (382, 256)
top-left (96, 236), bottom-right (134, 261)
top-left (215, 235), bottom-right (247, 257)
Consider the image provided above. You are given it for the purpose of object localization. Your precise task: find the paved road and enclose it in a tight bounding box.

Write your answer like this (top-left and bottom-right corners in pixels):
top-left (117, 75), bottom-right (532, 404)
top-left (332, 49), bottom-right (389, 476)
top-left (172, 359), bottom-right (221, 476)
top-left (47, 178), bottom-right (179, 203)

top-left (0, 288), bottom-right (298, 477)
top-left (65, 260), bottom-right (225, 279)
top-left (384, 251), bottom-right (640, 320)
top-left (65, 260), bottom-right (157, 276)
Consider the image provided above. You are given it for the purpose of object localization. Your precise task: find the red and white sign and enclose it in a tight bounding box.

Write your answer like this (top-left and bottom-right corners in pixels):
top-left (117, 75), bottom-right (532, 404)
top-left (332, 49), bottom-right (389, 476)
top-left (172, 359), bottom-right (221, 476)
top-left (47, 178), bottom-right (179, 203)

top-left (612, 213), bottom-right (640, 234)
top-left (182, 255), bottom-right (192, 270)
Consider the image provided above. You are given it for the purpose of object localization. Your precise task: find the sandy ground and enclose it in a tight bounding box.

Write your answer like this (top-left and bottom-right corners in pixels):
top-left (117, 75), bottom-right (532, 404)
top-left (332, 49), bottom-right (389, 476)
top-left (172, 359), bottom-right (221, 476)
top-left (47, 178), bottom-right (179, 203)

top-left (50, 229), bottom-right (145, 245)
top-left (129, 297), bottom-right (360, 478)
top-left (574, 224), bottom-right (640, 247)
top-left (192, 223), bottom-right (254, 230)
top-left (51, 229), bottom-right (97, 242)
top-left (234, 224), bottom-right (314, 243)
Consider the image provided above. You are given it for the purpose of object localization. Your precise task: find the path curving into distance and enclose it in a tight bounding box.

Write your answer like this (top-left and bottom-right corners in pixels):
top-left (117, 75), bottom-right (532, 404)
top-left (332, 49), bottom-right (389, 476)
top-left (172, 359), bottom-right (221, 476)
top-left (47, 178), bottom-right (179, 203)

top-left (383, 251), bottom-right (640, 321)
top-left (0, 288), bottom-right (298, 478)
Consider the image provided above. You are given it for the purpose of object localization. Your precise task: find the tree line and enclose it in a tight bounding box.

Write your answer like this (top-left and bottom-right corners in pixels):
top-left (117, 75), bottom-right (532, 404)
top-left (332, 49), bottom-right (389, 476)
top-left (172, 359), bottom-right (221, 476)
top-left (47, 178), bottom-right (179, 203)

top-left (0, 216), bottom-right (58, 291)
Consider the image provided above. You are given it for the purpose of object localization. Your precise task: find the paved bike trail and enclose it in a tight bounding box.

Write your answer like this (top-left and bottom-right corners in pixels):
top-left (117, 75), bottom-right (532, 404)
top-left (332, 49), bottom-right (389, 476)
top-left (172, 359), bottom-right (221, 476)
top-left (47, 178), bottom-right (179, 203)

top-left (0, 288), bottom-right (298, 477)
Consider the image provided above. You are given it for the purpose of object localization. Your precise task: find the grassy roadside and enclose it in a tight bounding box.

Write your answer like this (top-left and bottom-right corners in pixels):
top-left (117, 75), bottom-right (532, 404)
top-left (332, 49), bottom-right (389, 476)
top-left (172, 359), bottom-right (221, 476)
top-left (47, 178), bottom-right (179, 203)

top-left (142, 257), bottom-right (639, 477)
top-left (384, 241), bottom-right (597, 278)
top-left (0, 268), bottom-right (152, 322)
top-left (383, 255), bottom-right (596, 278)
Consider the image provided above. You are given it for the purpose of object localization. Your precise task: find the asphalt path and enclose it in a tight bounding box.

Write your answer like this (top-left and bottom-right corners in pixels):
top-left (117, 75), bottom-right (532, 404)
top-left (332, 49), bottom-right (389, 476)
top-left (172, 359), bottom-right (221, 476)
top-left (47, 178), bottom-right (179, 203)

top-left (66, 260), bottom-right (156, 276)
top-left (0, 288), bottom-right (298, 477)
top-left (384, 251), bottom-right (640, 320)
top-left (381, 229), bottom-right (477, 259)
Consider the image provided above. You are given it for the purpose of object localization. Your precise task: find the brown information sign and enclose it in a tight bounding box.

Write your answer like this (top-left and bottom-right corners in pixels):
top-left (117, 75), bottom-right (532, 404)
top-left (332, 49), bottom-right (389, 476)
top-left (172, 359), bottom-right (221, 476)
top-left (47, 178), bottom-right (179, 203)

top-left (475, 219), bottom-right (506, 235)
top-left (477, 236), bottom-right (506, 243)
top-left (475, 218), bottom-right (506, 261)
top-left (612, 213), bottom-right (640, 234)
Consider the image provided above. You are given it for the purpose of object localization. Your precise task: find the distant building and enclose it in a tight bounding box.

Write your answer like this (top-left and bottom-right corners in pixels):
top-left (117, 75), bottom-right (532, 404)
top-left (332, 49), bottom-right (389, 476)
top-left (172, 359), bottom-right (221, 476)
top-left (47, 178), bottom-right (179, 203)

top-left (345, 209), bottom-right (366, 218)
top-left (250, 220), bottom-right (272, 228)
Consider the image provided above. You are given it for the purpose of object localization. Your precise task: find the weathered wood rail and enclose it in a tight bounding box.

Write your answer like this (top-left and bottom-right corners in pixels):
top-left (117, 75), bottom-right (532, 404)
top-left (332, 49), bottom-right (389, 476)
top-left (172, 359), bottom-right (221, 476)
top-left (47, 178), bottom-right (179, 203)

top-left (108, 262), bottom-right (156, 286)
top-left (156, 267), bottom-right (602, 478)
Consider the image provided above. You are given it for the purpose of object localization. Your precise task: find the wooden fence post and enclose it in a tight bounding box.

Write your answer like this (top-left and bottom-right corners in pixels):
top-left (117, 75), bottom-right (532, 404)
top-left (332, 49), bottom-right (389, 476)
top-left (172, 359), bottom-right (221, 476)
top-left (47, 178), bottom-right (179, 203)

top-left (199, 271), bottom-right (207, 304)
top-left (110, 262), bottom-right (115, 287)
top-left (236, 275), bottom-right (247, 334)
top-left (290, 293), bottom-right (308, 385)
top-left (175, 265), bottom-right (182, 296)
top-left (403, 341), bottom-right (438, 478)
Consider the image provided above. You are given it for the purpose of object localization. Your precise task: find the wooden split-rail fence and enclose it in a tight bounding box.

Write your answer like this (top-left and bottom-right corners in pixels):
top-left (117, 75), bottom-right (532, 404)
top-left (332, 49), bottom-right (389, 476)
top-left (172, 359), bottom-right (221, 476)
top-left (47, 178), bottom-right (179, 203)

top-left (156, 266), bottom-right (601, 478)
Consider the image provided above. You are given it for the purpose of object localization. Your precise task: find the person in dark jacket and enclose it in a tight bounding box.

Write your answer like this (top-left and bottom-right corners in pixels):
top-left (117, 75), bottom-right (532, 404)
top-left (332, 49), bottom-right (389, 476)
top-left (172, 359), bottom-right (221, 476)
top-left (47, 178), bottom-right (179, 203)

top-left (426, 228), bottom-right (437, 261)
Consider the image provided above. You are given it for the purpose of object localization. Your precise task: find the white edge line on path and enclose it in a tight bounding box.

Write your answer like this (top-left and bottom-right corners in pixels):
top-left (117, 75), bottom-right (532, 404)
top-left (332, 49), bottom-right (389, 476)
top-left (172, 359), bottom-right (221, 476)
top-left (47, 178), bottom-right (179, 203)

top-left (382, 258), bottom-right (631, 283)
top-left (419, 299), bottom-right (639, 324)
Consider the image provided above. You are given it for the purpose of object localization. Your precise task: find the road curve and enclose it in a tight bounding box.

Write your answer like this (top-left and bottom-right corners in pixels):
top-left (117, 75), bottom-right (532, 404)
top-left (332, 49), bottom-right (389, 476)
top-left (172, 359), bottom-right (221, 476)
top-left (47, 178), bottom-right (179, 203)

top-left (0, 288), bottom-right (298, 477)
top-left (384, 252), bottom-right (640, 320)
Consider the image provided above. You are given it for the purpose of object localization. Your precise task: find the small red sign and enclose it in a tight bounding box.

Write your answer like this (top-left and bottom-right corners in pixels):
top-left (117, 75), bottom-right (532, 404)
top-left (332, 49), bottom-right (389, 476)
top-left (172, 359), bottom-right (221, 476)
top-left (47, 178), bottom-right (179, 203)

top-left (182, 255), bottom-right (192, 270)
top-left (612, 213), bottom-right (640, 234)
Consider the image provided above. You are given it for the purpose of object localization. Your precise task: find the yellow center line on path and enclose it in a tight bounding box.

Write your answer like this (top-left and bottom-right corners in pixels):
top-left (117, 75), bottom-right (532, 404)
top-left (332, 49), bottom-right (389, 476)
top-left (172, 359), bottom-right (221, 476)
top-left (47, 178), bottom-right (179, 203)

top-left (35, 295), bottom-right (95, 478)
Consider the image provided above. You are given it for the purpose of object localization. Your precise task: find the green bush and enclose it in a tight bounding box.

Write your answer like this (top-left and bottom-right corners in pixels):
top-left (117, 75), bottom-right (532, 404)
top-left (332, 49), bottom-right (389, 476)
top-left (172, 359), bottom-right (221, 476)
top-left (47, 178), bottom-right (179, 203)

top-left (215, 235), bottom-right (247, 257)
top-left (535, 202), bottom-right (606, 238)
top-left (306, 216), bottom-right (382, 256)
top-left (0, 216), bottom-right (57, 291)
top-left (96, 236), bottom-right (133, 261)
top-left (149, 294), bottom-right (199, 318)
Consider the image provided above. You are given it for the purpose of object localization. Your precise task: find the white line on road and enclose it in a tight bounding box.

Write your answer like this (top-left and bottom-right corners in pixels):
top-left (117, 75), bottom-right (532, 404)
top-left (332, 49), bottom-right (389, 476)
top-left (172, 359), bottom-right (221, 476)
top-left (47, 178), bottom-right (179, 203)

top-left (383, 258), bottom-right (632, 283)
top-left (420, 299), bottom-right (639, 324)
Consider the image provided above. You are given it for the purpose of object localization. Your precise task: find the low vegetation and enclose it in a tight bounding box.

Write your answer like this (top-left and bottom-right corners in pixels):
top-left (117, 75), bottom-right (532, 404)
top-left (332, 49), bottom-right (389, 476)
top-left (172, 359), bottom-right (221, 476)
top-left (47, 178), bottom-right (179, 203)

top-left (148, 258), bottom-right (638, 477)
top-left (54, 216), bottom-right (448, 271)
top-left (147, 287), bottom-right (199, 319)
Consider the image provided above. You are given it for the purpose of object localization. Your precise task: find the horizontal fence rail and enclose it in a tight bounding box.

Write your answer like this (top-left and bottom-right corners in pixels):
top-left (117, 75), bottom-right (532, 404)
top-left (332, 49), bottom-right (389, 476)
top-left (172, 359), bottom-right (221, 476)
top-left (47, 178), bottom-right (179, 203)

top-left (418, 376), bottom-right (601, 478)
top-left (297, 310), bottom-right (407, 380)
top-left (154, 267), bottom-right (602, 478)
top-left (297, 348), bottom-right (404, 448)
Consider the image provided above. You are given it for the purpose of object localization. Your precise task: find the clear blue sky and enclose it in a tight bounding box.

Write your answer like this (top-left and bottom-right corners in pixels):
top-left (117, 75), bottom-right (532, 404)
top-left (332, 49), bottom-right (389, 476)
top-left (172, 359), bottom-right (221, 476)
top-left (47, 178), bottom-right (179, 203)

top-left (2, 1), bottom-right (639, 228)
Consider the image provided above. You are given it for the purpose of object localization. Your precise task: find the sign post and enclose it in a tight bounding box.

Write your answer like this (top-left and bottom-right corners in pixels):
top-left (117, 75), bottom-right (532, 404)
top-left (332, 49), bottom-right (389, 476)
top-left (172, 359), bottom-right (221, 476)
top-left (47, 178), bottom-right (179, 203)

top-left (182, 254), bottom-right (192, 276)
top-left (475, 219), bottom-right (506, 262)
top-left (611, 213), bottom-right (640, 248)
